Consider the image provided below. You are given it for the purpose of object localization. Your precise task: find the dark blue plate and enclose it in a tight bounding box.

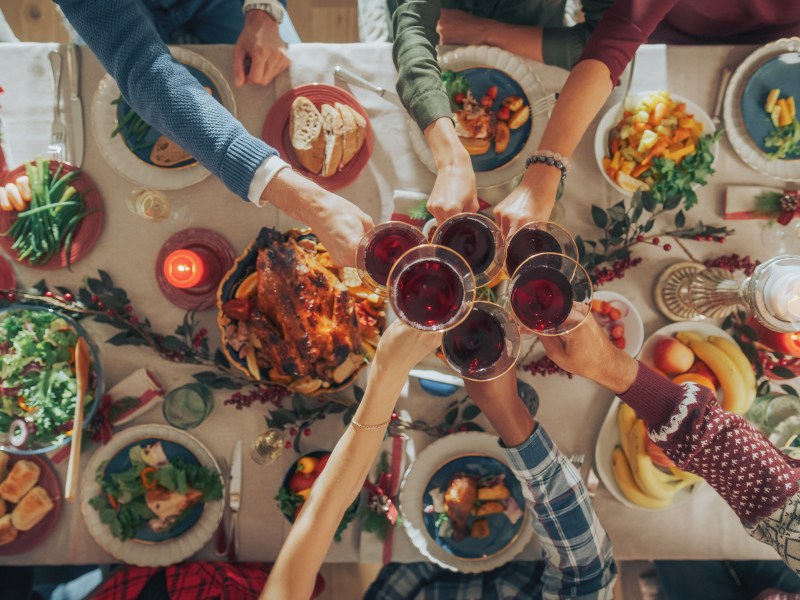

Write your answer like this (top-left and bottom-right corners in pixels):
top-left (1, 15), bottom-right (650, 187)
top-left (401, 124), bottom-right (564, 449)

top-left (456, 68), bottom-right (531, 172)
top-left (116, 64), bottom-right (220, 168)
top-left (741, 53), bottom-right (800, 160)
top-left (422, 455), bottom-right (524, 559)
top-left (103, 438), bottom-right (204, 543)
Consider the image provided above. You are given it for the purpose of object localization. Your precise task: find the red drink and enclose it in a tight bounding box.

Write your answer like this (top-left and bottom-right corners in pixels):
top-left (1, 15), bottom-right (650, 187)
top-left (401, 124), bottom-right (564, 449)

top-left (395, 259), bottom-right (465, 329)
top-left (435, 215), bottom-right (496, 275)
top-left (510, 264), bottom-right (573, 331)
top-left (443, 306), bottom-right (504, 374)
top-left (506, 229), bottom-right (561, 276)
top-left (365, 227), bottom-right (423, 287)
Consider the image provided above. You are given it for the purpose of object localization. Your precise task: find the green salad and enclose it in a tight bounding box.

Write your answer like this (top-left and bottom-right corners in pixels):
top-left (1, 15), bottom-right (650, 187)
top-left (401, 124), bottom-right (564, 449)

top-left (0, 309), bottom-right (91, 448)
top-left (90, 442), bottom-right (222, 541)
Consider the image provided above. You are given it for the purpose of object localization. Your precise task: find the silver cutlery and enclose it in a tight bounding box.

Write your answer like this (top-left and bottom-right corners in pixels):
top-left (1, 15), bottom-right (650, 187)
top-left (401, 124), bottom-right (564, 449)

top-left (712, 67), bottom-right (732, 127)
top-left (333, 65), bottom-right (403, 107)
top-left (607, 54), bottom-right (637, 156)
top-left (409, 368), bottom-right (464, 388)
top-left (568, 453), bottom-right (585, 470)
top-left (568, 453), bottom-right (599, 498)
top-left (227, 440), bottom-right (242, 562)
top-left (48, 51), bottom-right (67, 162)
top-left (214, 456), bottom-right (228, 556)
top-left (531, 93), bottom-right (557, 117)
top-left (65, 44), bottom-right (84, 167)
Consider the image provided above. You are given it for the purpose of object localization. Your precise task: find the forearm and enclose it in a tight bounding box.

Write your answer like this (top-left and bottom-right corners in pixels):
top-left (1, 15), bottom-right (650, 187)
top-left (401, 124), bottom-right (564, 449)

top-left (260, 169), bottom-right (327, 223)
top-left (425, 117), bottom-right (471, 170)
top-left (463, 376), bottom-right (535, 448)
top-left (482, 22), bottom-right (543, 62)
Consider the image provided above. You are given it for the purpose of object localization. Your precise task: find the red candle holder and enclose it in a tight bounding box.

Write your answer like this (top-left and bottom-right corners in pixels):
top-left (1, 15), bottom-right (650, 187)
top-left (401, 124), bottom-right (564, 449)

top-left (155, 228), bottom-right (235, 310)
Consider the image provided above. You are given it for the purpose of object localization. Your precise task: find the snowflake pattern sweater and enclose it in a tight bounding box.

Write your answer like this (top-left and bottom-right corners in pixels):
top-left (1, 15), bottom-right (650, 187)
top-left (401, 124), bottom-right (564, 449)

top-left (621, 362), bottom-right (800, 574)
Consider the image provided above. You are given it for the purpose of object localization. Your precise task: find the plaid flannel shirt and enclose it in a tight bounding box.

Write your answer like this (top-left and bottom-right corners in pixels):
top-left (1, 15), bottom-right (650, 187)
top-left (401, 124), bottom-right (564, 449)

top-left (365, 425), bottom-right (616, 600)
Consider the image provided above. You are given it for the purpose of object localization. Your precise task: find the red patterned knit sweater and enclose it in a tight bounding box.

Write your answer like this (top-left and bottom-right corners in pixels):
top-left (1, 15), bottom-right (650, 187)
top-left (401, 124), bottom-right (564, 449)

top-left (620, 362), bottom-right (800, 573)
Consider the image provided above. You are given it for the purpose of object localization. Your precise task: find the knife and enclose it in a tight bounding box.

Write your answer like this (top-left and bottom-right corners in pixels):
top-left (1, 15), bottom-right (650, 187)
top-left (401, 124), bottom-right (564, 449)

top-left (712, 67), bottom-right (732, 126)
top-left (333, 66), bottom-right (403, 107)
top-left (409, 369), bottom-right (464, 388)
top-left (226, 440), bottom-right (242, 562)
top-left (65, 44), bottom-right (84, 167)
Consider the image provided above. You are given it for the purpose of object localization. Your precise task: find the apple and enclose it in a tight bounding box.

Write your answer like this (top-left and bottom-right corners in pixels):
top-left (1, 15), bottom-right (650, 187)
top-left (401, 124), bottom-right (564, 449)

top-left (288, 471), bottom-right (317, 493)
top-left (652, 337), bottom-right (695, 375)
top-left (689, 359), bottom-right (720, 389)
top-left (316, 453), bottom-right (331, 473)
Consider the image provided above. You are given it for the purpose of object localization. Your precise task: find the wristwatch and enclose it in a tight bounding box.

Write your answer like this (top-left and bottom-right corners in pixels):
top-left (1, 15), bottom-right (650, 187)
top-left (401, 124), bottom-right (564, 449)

top-left (242, 0), bottom-right (285, 24)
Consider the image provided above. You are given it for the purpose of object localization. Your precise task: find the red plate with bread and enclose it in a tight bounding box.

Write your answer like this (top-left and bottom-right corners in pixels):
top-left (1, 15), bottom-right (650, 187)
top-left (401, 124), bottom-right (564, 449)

top-left (262, 84), bottom-right (373, 191)
top-left (0, 452), bottom-right (62, 555)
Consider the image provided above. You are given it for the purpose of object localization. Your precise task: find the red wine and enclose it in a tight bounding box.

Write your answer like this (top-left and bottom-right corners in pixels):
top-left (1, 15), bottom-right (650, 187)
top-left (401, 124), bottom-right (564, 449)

top-left (395, 259), bottom-right (464, 328)
top-left (365, 227), bottom-right (422, 286)
top-left (443, 306), bottom-right (504, 373)
top-left (436, 215), bottom-right (496, 275)
top-left (506, 229), bottom-right (561, 276)
top-left (510, 264), bottom-right (572, 331)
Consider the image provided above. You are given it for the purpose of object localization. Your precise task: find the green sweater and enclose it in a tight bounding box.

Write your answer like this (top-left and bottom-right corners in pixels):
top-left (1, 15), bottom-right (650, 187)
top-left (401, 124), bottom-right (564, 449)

top-left (390, 0), bottom-right (611, 132)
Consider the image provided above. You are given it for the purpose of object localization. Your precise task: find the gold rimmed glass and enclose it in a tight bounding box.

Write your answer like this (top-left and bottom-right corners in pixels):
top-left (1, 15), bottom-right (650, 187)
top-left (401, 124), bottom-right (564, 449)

top-left (504, 221), bottom-right (578, 278)
top-left (387, 244), bottom-right (476, 332)
top-left (432, 213), bottom-right (505, 288)
top-left (356, 221), bottom-right (426, 295)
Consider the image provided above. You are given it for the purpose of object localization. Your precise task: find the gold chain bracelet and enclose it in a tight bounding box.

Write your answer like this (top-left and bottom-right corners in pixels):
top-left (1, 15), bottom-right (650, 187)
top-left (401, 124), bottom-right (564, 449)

top-left (350, 418), bottom-right (391, 430)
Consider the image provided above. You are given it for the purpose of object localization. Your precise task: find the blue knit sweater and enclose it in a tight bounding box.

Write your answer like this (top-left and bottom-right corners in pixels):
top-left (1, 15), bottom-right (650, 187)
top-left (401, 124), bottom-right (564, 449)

top-left (56, 0), bottom-right (278, 200)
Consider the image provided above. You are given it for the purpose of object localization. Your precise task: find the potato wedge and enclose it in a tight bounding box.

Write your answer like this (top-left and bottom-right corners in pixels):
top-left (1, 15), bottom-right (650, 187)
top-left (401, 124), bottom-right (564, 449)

top-left (494, 122), bottom-right (510, 154)
top-left (502, 96), bottom-right (524, 112)
top-left (459, 136), bottom-right (491, 156)
top-left (508, 106), bottom-right (530, 130)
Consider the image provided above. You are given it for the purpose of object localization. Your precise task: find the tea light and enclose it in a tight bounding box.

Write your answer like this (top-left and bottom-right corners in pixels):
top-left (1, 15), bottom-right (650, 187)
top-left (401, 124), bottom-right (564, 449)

top-left (163, 249), bottom-right (206, 289)
top-left (764, 263), bottom-right (800, 324)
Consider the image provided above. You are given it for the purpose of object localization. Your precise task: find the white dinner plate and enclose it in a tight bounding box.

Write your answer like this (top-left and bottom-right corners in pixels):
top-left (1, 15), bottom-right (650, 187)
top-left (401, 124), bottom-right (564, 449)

top-left (80, 424), bottom-right (223, 566)
top-left (91, 47), bottom-right (236, 190)
top-left (723, 37), bottom-right (800, 182)
top-left (407, 45), bottom-right (548, 190)
top-left (593, 290), bottom-right (645, 358)
top-left (399, 431), bottom-right (534, 573)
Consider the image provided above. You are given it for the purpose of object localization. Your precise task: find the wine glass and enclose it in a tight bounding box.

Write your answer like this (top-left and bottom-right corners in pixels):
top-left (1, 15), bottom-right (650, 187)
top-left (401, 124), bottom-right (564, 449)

top-left (432, 213), bottom-right (505, 288)
top-left (387, 244), bottom-right (476, 332)
top-left (442, 301), bottom-right (521, 381)
top-left (356, 221), bottom-right (426, 295)
top-left (508, 252), bottom-right (593, 336)
top-left (250, 428), bottom-right (285, 465)
top-left (504, 221), bottom-right (578, 278)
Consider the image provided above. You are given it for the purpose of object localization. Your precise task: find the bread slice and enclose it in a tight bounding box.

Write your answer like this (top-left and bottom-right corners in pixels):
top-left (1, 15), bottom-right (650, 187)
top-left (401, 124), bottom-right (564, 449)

top-left (0, 451), bottom-right (8, 481)
top-left (150, 135), bottom-right (193, 167)
top-left (289, 97), bottom-right (325, 174)
top-left (0, 515), bottom-right (17, 546)
top-left (335, 102), bottom-right (359, 165)
top-left (347, 105), bottom-right (367, 153)
top-left (11, 486), bottom-right (54, 531)
top-left (320, 104), bottom-right (344, 177)
top-left (0, 499), bottom-right (5, 518)
top-left (0, 460), bottom-right (41, 504)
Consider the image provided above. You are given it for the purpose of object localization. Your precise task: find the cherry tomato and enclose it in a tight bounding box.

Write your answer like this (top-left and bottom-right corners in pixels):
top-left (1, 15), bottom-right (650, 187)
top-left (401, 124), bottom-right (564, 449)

top-left (288, 471), bottom-right (316, 493)
top-left (610, 324), bottom-right (625, 339)
top-left (222, 298), bottom-right (252, 321)
top-left (316, 453), bottom-right (331, 473)
top-left (480, 95), bottom-right (493, 109)
top-left (453, 92), bottom-right (465, 105)
top-left (497, 106), bottom-right (510, 121)
top-left (611, 337), bottom-right (626, 349)
top-left (608, 307), bottom-right (622, 321)
top-left (486, 85), bottom-right (498, 100)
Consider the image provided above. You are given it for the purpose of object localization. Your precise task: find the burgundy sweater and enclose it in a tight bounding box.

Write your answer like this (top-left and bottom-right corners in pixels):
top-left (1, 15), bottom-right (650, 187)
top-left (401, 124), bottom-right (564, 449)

top-left (621, 362), bottom-right (800, 573)
top-left (580, 0), bottom-right (800, 84)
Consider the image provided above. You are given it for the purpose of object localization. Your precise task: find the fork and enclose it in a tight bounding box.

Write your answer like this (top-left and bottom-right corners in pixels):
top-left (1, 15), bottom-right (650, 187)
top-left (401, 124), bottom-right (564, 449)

top-left (568, 453), bottom-right (600, 499)
top-left (48, 51), bottom-right (67, 162)
top-left (531, 93), bottom-right (557, 117)
top-left (568, 453), bottom-right (585, 471)
top-left (214, 457), bottom-right (228, 556)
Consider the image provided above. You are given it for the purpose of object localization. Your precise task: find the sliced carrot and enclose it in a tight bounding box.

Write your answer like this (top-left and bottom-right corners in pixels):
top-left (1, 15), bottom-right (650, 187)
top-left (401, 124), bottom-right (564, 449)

top-left (631, 163), bottom-right (650, 178)
top-left (678, 117), bottom-right (695, 129)
top-left (633, 121), bottom-right (647, 133)
top-left (672, 128), bottom-right (691, 143)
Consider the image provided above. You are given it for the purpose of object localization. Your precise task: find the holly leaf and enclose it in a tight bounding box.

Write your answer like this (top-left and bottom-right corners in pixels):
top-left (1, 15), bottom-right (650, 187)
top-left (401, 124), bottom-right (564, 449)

top-left (781, 384), bottom-right (799, 398)
top-left (106, 331), bottom-right (148, 346)
top-left (674, 210), bottom-right (686, 228)
top-left (461, 404), bottom-right (481, 421)
top-left (591, 205), bottom-right (608, 229)
top-left (770, 365), bottom-right (796, 379)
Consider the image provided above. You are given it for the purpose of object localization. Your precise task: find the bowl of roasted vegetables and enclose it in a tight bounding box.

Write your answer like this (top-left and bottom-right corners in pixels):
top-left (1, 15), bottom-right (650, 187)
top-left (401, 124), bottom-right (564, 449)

top-left (217, 228), bottom-right (385, 396)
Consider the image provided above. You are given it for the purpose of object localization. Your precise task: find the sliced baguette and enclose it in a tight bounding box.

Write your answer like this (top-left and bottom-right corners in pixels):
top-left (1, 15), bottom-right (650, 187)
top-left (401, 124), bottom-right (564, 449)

top-left (150, 135), bottom-right (193, 167)
top-left (321, 104), bottom-right (344, 177)
top-left (289, 97), bottom-right (325, 174)
top-left (347, 105), bottom-right (367, 153)
top-left (335, 102), bottom-right (359, 165)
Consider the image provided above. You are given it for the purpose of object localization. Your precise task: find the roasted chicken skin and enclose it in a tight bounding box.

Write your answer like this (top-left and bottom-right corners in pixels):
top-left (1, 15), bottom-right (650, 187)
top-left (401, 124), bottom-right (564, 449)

top-left (444, 474), bottom-right (478, 541)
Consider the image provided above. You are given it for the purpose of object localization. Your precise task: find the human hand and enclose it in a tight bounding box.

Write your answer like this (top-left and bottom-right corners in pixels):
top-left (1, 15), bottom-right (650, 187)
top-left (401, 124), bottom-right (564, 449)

top-left (493, 164), bottom-right (559, 237)
top-left (436, 9), bottom-right (490, 46)
top-left (424, 118), bottom-right (478, 222)
top-left (233, 9), bottom-right (290, 87)
top-left (537, 315), bottom-right (639, 394)
top-left (374, 320), bottom-right (442, 375)
top-left (309, 193), bottom-right (374, 268)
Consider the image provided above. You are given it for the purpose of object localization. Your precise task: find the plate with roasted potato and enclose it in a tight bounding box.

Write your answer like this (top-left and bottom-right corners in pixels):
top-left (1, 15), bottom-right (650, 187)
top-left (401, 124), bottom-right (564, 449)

top-left (217, 228), bottom-right (385, 396)
top-left (400, 432), bottom-right (533, 573)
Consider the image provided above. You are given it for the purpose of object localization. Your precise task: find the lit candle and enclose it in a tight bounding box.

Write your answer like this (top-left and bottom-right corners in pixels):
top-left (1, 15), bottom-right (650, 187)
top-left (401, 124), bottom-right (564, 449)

top-left (164, 249), bottom-right (206, 289)
top-left (763, 263), bottom-right (800, 324)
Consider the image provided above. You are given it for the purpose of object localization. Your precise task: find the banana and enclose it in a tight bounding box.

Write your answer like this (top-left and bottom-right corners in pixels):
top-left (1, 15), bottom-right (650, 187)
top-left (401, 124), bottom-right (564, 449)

top-left (708, 335), bottom-right (757, 413)
top-left (612, 447), bottom-right (673, 509)
top-left (683, 338), bottom-right (748, 414)
top-left (629, 421), bottom-right (682, 499)
top-left (674, 330), bottom-right (704, 345)
top-left (618, 403), bottom-right (638, 463)
top-left (669, 465), bottom-right (703, 484)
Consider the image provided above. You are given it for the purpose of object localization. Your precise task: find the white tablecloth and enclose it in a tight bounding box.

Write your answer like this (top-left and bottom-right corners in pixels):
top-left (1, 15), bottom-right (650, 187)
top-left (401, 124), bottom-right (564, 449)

top-left (0, 41), bottom-right (784, 565)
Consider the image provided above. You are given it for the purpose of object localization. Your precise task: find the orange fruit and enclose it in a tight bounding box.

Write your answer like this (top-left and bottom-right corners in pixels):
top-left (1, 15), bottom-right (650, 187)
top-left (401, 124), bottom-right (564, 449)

top-left (672, 372), bottom-right (717, 391)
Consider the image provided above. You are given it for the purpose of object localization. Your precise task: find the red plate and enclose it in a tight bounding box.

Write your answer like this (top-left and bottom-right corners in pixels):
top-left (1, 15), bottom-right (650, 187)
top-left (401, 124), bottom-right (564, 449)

top-left (0, 162), bottom-right (104, 270)
top-left (0, 454), bottom-right (63, 556)
top-left (262, 84), bottom-right (373, 191)
top-left (0, 253), bottom-right (14, 289)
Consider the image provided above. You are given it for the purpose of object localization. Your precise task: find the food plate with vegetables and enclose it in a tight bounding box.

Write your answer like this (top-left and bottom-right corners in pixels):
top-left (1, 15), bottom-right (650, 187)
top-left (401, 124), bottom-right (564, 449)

top-left (400, 432), bottom-right (533, 573)
top-left (0, 305), bottom-right (102, 455)
top-left (407, 45), bottom-right (548, 189)
top-left (592, 290), bottom-right (644, 357)
top-left (724, 39), bottom-right (800, 182)
top-left (91, 47), bottom-right (236, 190)
top-left (217, 228), bottom-right (385, 395)
top-left (594, 91), bottom-right (718, 197)
top-left (81, 424), bottom-right (223, 566)
top-left (0, 159), bottom-right (103, 270)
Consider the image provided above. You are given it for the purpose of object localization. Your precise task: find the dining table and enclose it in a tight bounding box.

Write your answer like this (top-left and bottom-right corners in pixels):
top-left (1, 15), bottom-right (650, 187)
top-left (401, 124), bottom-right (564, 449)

top-left (0, 39), bottom-right (787, 567)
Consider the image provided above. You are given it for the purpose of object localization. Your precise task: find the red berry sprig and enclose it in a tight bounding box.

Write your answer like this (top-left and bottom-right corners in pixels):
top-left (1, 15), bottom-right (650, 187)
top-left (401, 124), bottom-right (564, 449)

top-left (703, 254), bottom-right (761, 276)
top-left (521, 356), bottom-right (572, 378)
top-left (224, 385), bottom-right (289, 410)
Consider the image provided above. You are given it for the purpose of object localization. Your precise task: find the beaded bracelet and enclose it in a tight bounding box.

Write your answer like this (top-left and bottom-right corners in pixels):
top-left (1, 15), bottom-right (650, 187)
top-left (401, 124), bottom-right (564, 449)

top-left (525, 150), bottom-right (570, 182)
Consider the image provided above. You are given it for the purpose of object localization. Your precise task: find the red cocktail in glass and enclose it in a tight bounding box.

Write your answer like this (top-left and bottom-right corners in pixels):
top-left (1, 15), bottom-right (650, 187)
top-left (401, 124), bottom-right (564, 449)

top-left (505, 221), bottom-right (577, 277)
top-left (433, 213), bottom-right (504, 287)
top-left (357, 222), bottom-right (426, 295)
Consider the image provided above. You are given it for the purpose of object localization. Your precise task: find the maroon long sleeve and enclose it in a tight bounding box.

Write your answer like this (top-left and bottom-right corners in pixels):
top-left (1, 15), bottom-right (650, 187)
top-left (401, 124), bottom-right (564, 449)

top-left (620, 362), bottom-right (800, 525)
top-left (579, 0), bottom-right (800, 84)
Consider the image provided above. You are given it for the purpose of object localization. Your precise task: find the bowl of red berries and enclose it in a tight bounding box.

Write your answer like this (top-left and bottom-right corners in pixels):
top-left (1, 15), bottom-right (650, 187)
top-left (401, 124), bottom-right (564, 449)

top-left (591, 291), bottom-right (644, 357)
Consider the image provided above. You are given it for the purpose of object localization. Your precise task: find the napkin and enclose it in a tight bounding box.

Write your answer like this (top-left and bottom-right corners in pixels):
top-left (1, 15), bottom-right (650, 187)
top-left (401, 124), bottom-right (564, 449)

top-left (629, 44), bottom-right (668, 96)
top-left (391, 190), bottom-right (492, 227)
top-left (724, 185), bottom-right (799, 221)
top-left (51, 368), bottom-right (165, 462)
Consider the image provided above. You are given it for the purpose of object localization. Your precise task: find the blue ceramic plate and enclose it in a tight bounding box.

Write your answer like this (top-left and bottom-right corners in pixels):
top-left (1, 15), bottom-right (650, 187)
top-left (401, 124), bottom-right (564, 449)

top-left (116, 64), bottom-right (221, 169)
top-left (456, 67), bottom-right (532, 172)
top-left (422, 455), bottom-right (524, 559)
top-left (741, 52), bottom-right (800, 160)
top-left (102, 438), bottom-right (204, 543)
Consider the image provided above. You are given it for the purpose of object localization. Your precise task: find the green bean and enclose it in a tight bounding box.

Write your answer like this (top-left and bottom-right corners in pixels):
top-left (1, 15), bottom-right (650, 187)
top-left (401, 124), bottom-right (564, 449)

top-left (16, 201), bottom-right (79, 218)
